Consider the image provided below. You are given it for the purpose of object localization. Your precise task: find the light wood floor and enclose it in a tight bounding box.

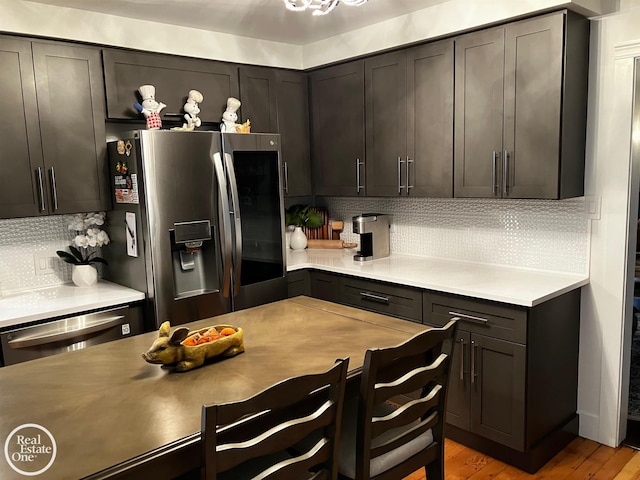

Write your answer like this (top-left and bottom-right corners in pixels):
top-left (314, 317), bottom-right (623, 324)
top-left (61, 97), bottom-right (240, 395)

top-left (404, 438), bottom-right (640, 480)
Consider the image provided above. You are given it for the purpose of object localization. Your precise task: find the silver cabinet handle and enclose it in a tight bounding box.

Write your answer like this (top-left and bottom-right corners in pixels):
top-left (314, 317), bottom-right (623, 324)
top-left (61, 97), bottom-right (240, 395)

top-left (448, 311), bottom-right (489, 324)
top-left (224, 152), bottom-right (242, 298)
top-left (356, 158), bottom-right (365, 194)
top-left (8, 315), bottom-right (125, 349)
top-left (36, 167), bottom-right (46, 212)
top-left (212, 152), bottom-right (232, 298)
top-left (283, 161), bottom-right (289, 194)
top-left (49, 167), bottom-right (58, 211)
top-left (360, 292), bottom-right (390, 305)
top-left (406, 156), bottom-right (414, 191)
top-left (397, 157), bottom-right (404, 194)
top-left (503, 150), bottom-right (510, 196)
top-left (492, 151), bottom-right (498, 195)
top-left (471, 340), bottom-right (478, 384)
top-left (459, 337), bottom-right (466, 381)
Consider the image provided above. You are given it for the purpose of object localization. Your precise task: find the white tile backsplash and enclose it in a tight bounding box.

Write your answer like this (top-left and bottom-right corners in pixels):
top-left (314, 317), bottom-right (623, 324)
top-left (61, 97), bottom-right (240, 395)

top-left (0, 215), bottom-right (79, 292)
top-left (320, 196), bottom-right (590, 275)
top-left (0, 197), bottom-right (591, 294)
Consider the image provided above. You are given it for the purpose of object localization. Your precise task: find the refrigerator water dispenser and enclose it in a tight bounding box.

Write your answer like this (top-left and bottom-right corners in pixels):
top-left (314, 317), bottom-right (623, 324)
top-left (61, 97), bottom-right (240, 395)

top-left (171, 220), bottom-right (218, 299)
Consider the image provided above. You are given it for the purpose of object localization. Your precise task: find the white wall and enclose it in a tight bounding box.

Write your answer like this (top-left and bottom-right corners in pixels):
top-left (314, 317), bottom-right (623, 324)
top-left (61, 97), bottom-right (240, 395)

top-left (302, 0), bottom-right (605, 68)
top-left (580, 3), bottom-right (640, 446)
top-left (0, 0), bottom-right (605, 69)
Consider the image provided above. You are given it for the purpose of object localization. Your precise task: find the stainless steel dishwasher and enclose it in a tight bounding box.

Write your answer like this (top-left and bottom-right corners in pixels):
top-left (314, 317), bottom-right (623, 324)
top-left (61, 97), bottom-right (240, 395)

top-left (0, 304), bottom-right (144, 366)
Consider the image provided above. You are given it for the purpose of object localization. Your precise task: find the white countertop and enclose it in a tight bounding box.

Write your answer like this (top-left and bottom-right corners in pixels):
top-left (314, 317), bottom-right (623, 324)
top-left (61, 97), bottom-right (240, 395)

top-left (0, 281), bottom-right (146, 329)
top-left (287, 249), bottom-right (589, 307)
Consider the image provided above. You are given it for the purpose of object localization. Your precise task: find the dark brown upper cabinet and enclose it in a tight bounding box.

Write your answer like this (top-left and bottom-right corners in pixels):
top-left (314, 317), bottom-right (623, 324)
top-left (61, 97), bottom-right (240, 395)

top-left (238, 66), bottom-right (278, 133)
top-left (454, 10), bottom-right (589, 199)
top-left (0, 37), bottom-right (109, 219)
top-left (275, 70), bottom-right (312, 197)
top-left (365, 40), bottom-right (454, 197)
top-left (102, 49), bottom-right (239, 124)
top-left (310, 61), bottom-right (365, 196)
top-left (239, 67), bottom-right (312, 196)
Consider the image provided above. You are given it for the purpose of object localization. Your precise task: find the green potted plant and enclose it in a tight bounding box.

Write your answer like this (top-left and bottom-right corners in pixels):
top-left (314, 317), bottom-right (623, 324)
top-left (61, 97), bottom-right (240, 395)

top-left (285, 205), bottom-right (324, 250)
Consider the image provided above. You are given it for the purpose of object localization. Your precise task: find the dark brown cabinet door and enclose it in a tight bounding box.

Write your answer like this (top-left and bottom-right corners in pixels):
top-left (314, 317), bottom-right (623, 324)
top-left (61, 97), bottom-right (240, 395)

top-left (0, 39), bottom-right (109, 218)
top-left (275, 70), bottom-right (312, 197)
top-left (310, 61), bottom-right (365, 196)
top-left (33, 42), bottom-right (110, 214)
top-left (406, 40), bottom-right (454, 197)
top-left (453, 27), bottom-right (505, 198)
top-left (503, 13), bottom-right (563, 199)
top-left (0, 37), bottom-right (45, 219)
top-left (365, 51), bottom-right (406, 196)
top-left (470, 334), bottom-right (526, 451)
top-left (238, 66), bottom-right (278, 133)
top-left (103, 49), bottom-right (239, 123)
top-left (455, 10), bottom-right (588, 199)
top-left (446, 331), bottom-right (471, 431)
top-left (438, 329), bottom-right (526, 451)
top-left (287, 270), bottom-right (310, 298)
top-left (310, 271), bottom-right (340, 302)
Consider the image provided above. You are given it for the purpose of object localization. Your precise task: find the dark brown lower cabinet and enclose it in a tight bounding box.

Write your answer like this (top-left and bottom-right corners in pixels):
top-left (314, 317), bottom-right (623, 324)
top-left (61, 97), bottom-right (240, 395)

top-left (287, 270), bottom-right (310, 298)
top-left (287, 268), bottom-right (581, 473)
top-left (446, 330), bottom-right (526, 450)
top-left (310, 271), bottom-right (340, 302)
top-left (424, 289), bottom-right (581, 473)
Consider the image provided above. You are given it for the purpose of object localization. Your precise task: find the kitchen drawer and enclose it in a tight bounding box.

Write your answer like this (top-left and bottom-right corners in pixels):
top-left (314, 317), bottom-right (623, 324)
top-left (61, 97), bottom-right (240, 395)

top-left (340, 277), bottom-right (422, 323)
top-left (424, 291), bottom-right (526, 343)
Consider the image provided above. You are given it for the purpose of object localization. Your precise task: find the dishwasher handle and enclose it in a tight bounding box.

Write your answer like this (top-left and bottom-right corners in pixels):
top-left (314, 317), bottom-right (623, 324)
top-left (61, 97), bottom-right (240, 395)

top-left (7, 315), bottom-right (125, 349)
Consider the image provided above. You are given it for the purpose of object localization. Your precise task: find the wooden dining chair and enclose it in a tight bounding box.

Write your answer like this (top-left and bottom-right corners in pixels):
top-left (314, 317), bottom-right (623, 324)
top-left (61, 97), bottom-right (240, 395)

top-left (337, 319), bottom-right (458, 480)
top-left (201, 357), bottom-right (349, 480)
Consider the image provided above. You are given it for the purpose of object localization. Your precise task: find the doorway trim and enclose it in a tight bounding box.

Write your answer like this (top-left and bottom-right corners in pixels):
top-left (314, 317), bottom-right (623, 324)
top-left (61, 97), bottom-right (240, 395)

top-left (615, 40), bottom-right (640, 445)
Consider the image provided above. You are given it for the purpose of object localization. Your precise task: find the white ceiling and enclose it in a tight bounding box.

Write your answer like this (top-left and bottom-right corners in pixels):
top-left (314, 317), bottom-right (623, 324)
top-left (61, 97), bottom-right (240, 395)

top-left (25, 0), bottom-right (447, 45)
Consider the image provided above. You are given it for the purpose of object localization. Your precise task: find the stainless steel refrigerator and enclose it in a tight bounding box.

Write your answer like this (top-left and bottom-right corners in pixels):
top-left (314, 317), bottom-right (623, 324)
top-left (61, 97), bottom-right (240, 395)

top-left (104, 130), bottom-right (287, 329)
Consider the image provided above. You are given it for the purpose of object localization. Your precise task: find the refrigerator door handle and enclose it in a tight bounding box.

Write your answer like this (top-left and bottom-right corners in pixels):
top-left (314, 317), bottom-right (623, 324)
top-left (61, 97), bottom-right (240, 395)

top-left (224, 152), bottom-right (243, 297)
top-left (212, 152), bottom-right (232, 298)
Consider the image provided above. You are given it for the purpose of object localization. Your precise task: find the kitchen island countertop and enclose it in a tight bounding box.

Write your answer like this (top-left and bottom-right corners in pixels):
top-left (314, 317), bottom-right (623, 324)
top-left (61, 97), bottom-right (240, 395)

top-left (0, 281), bottom-right (145, 329)
top-left (287, 249), bottom-right (589, 307)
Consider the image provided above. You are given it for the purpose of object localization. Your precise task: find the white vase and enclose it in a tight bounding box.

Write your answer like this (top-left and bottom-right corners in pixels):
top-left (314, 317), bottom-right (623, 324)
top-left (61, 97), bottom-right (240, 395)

top-left (285, 225), bottom-right (295, 249)
top-left (72, 264), bottom-right (98, 287)
top-left (290, 226), bottom-right (308, 250)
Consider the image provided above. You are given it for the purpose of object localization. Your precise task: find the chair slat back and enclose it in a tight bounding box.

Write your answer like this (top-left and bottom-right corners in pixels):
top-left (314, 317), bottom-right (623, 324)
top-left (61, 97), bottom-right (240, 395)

top-left (202, 358), bottom-right (349, 480)
top-left (355, 320), bottom-right (457, 480)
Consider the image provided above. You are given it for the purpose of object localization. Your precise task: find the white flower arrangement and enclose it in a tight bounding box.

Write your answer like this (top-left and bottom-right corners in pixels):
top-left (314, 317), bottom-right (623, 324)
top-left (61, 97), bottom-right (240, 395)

top-left (57, 212), bottom-right (110, 266)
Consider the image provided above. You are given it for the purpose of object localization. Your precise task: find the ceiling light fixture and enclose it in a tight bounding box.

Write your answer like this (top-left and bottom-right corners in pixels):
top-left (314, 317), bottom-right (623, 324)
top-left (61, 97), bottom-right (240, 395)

top-left (284, 0), bottom-right (368, 16)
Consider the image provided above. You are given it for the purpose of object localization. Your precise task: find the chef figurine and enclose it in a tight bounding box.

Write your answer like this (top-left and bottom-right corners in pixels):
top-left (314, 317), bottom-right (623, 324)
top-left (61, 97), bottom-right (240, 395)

top-left (182, 89), bottom-right (203, 131)
top-left (220, 97), bottom-right (241, 133)
top-left (134, 85), bottom-right (166, 130)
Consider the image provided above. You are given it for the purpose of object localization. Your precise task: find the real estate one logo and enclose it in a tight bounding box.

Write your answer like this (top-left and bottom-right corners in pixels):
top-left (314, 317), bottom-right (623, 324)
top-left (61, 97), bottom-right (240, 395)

top-left (4, 424), bottom-right (57, 476)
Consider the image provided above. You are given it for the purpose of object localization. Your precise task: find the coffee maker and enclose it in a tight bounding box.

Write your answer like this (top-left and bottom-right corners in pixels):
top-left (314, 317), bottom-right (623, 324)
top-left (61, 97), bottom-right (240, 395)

top-left (352, 214), bottom-right (390, 262)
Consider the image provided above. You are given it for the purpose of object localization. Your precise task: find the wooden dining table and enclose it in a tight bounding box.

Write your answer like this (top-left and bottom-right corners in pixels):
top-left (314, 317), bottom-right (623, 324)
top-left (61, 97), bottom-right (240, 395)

top-left (0, 296), bottom-right (430, 480)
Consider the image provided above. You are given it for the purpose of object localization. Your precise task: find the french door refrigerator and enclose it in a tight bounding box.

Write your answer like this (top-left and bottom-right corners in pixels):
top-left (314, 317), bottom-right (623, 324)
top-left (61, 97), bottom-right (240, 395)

top-left (105, 130), bottom-right (287, 330)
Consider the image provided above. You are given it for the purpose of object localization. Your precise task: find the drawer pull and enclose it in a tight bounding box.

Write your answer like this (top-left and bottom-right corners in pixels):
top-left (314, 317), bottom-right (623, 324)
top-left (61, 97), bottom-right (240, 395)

top-left (448, 311), bottom-right (488, 324)
top-left (360, 292), bottom-right (390, 305)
